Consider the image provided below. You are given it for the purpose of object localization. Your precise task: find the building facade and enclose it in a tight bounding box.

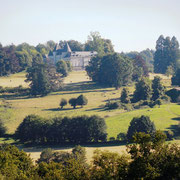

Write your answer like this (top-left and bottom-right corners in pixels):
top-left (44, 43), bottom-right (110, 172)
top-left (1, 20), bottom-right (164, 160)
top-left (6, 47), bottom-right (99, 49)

top-left (48, 42), bottom-right (97, 70)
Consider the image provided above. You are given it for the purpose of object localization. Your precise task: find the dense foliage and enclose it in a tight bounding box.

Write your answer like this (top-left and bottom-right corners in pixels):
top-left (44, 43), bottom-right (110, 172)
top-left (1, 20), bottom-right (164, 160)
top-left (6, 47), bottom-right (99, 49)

top-left (133, 78), bottom-right (152, 102)
top-left (127, 115), bottom-right (156, 141)
top-left (56, 60), bottom-right (71, 77)
top-left (15, 114), bottom-right (107, 144)
top-left (154, 35), bottom-right (180, 74)
top-left (86, 53), bottom-right (133, 89)
top-left (26, 55), bottom-right (63, 96)
top-left (171, 68), bottom-right (180, 86)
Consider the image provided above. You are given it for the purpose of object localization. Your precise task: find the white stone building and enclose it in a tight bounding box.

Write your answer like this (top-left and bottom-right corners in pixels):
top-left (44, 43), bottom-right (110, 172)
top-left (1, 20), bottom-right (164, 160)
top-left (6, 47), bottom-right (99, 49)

top-left (48, 42), bottom-right (97, 70)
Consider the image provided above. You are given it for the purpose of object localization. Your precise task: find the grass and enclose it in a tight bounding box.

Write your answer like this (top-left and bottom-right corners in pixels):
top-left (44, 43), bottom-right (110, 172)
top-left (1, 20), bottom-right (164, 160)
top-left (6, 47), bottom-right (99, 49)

top-left (0, 71), bottom-right (29, 88)
top-left (0, 70), bottom-right (179, 162)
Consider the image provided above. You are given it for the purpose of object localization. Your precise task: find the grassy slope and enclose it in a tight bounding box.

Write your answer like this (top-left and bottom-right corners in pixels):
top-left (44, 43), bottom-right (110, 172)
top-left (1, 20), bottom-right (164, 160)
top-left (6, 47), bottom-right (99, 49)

top-left (0, 71), bottom-right (179, 162)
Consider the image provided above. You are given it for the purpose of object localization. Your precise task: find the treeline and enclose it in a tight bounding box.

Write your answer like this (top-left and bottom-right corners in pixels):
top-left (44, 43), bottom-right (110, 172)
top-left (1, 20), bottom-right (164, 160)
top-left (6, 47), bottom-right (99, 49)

top-left (0, 131), bottom-right (180, 179)
top-left (15, 115), bottom-right (107, 144)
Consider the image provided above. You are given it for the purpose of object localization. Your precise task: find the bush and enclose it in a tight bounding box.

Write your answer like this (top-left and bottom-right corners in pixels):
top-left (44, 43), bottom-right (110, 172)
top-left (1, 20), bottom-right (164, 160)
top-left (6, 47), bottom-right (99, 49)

top-left (166, 130), bottom-right (174, 140)
top-left (117, 133), bottom-right (127, 141)
top-left (166, 88), bottom-right (180, 102)
top-left (105, 101), bottom-right (121, 109)
top-left (127, 115), bottom-right (156, 141)
top-left (60, 98), bottom-right (67, 109)
top-left (0, 119), bottom-right (6, 137)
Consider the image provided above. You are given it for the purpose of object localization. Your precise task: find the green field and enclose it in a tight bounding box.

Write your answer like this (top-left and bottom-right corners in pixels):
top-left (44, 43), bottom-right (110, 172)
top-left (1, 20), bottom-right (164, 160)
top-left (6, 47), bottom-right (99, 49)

top-left (0, 71), bottom-right (179, 138)
top-left (0, 70), bottom-right (179, 162)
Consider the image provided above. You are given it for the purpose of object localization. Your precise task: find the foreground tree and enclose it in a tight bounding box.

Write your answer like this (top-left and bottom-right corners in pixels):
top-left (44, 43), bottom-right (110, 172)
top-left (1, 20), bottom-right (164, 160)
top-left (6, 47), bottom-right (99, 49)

top-left (0, 144), bottom-right (35, 179)
top-left (127, 131), bottom-right (180, 179)
top-left (127, 115), bottom-right (156, 141)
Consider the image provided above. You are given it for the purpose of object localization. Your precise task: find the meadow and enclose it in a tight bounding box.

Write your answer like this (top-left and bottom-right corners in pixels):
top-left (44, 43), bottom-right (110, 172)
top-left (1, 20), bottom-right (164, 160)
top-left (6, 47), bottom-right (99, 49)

top-left (0, 71), bottom-right (179, 162)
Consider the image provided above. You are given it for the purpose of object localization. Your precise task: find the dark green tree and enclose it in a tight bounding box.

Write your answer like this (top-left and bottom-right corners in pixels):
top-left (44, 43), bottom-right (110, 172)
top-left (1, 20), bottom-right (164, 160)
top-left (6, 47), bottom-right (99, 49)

top-left (60, 98), bottom-right (67, 109)
top-left (69, 98), bottom-right (77, 109)
top-left (86, 53), bottom-right (133, 89)
top-left (26, 58), bottom-right (51, 96)
top-left (154, 35), bottom-right (180, 74)
top-left (0, 119), bottom-right (6, 137)
top-left (133, 78), bottom-right (152, 102)
top-left (56, 60), bottom-right (68, 77)
top-left (76, 94), bottom-right (88, 107)
top-left (171, 68), bottom-right (180, 86)
top-left (120, 88), bottom-right (130, 103)
top-left (127, 115), bottom-right (156, 141)
top-left (152, 76), bottom-right (165, 100)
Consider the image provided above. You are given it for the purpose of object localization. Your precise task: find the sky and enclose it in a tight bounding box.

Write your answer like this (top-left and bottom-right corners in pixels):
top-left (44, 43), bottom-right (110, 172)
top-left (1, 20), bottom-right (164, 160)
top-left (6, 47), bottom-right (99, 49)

top-left (0, 0), bottom-right (180, 52)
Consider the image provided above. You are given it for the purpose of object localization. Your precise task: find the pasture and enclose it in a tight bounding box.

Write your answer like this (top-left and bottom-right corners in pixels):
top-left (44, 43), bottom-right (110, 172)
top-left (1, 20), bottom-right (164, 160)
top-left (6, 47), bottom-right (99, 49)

top-left (0, 71), bottom-right (179, 162)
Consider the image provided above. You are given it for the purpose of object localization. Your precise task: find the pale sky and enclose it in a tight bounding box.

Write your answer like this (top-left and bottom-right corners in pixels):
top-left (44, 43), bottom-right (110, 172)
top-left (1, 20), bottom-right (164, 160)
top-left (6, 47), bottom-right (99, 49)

top-left (0, 0), bottom-right (180, 52)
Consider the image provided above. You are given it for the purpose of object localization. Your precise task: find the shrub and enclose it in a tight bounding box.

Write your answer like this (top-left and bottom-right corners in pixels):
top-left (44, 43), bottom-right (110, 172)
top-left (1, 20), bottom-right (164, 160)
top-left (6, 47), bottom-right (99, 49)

top-left (166, 88), bottom-right (180, 102)
top-left (60, 98), bottom-right (67, 109)
top-left (154, 99), bottom-right (163, 107)
top-left (117, 133), bottom-right (127, 141)
top-left (105, 101), bottom-right (121, 109)
top-left (127, 115), bottom-right (156, 141)
top-left (166, 130), bottom-right (174, 140)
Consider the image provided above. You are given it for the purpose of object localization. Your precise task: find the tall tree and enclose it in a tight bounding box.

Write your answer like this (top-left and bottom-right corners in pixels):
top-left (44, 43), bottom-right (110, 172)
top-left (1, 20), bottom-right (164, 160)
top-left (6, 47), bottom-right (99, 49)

top-left (154, 35), bottom-right (180, 74)
top-left (152, 76), bottom-right (165, 100)
top-left (26, 55), bottom-right (51, 96)
top-left (86, 53), bottom-right (133, 89)
top-left (133, 78), bottom-right (152, 102)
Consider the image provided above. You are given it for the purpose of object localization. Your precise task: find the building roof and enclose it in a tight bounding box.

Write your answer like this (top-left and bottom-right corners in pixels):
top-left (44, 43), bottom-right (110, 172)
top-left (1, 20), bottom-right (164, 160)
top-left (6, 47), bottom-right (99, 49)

top-left (63, 42), bottom-right (72, 53)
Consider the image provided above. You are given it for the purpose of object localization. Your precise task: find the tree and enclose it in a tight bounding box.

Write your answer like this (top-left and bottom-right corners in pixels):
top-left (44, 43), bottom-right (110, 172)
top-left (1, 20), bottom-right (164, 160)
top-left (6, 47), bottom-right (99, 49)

top-left (152, 76), bottom-right (165, 100)
top-left (69, 98), bottom-right (77, 109)
top-left (86, 53), bottom-right (133, 89)
top-left (60, 98), bottom-right (67, 109)
top-left (76, 95), bottom-right (88, 107)
top-left (133, 78), bottom-right (152, 102)
top-left (56, 60), bottom-right (68, 77)
top-left (127, 115), bottom-right (156, 141)
top-left (0, 119), bottom-right (6, 137)
top-left (15, 114), bottom-right (53, 143)
top-left (120, 88), bottom-right (130, 103)
top-left (127, 131), bottom-right (180, 179)
top-left (26, 58), bottom-right (51, 96)
top-left (91, 150), bottom-right (129, 180)
top-left (171, 68), bottom-right (180, 86)
top-left (0, 144), bottom-right (35, 179)
top-left (67, 40), bottom-right (84, 51)
top-left (85, 31), bottom-right (114, 55)
top-left (154, 35), bottom-right (180, 74)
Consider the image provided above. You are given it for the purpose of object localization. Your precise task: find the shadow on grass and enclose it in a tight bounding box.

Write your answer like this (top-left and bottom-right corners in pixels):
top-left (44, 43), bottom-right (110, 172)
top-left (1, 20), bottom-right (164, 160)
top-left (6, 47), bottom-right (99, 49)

top-left (85, 107), bottom-right (106, 112)
top-left (171, 117), bottom-right (180, 121)
top-left (43, 107), bottom-right (76, 112)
